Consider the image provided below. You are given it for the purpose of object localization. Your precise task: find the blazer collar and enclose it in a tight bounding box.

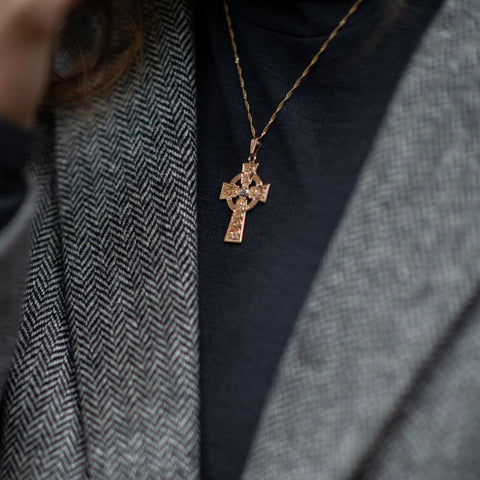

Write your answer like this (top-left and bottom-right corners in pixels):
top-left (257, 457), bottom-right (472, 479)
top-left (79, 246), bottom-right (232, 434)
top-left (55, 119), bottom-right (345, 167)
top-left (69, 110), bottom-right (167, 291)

top-left (53, 0), bottom-right (200, 476)
top-left (242, 0), bottom-right (480, 477)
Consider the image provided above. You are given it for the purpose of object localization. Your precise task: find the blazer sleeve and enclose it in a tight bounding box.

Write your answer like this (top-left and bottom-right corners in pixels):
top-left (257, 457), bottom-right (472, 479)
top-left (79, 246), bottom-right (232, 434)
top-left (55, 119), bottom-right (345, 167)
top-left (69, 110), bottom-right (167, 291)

top-left (0, 120), bottom-right (35, 394)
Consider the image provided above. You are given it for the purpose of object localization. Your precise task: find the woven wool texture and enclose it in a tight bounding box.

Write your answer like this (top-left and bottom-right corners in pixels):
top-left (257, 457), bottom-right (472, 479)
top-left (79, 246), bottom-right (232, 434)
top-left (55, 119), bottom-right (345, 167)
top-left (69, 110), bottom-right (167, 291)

top-left (0, 0), bottom-right (200, 478)
top-left (242, 0), bottom-right (480, 478)
top-left (1, 0), bottom-right (480, 478)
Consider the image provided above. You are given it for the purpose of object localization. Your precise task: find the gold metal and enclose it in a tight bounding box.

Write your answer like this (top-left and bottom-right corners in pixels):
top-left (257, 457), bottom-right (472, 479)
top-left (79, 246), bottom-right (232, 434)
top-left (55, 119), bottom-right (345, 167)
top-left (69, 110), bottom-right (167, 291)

top-left (250, 137), bottom-right (262, 156)
top-left (220, 162), bottom-right (270, 243)
top-left (221, 0), bottom-right (365, 242)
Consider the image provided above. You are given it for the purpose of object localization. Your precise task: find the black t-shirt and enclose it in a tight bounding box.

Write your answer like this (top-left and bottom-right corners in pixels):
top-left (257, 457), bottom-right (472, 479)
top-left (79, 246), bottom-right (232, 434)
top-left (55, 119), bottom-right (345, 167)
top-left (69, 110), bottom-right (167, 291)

top-left (195, 1), bottom-right (444, 479)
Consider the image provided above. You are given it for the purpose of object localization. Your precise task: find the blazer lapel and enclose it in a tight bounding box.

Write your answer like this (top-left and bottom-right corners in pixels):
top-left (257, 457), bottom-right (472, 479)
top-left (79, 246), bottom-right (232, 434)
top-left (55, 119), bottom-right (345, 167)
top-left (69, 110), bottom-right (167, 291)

top-left (242, 0), bottom-right (480, 478)
top-left (53, 0), bottom-right (199, 477)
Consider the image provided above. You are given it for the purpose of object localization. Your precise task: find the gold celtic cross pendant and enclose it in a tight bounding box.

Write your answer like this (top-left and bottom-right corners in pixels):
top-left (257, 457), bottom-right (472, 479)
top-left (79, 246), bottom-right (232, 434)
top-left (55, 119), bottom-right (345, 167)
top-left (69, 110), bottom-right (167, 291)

top-left (220, 161), bottom-right (270, 243)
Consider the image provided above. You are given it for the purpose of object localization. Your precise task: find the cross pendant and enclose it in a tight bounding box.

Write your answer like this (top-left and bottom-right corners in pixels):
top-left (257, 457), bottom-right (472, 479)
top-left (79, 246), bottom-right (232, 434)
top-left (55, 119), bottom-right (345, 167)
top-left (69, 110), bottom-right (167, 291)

top-left (220, 162), bottom-right (270, 243)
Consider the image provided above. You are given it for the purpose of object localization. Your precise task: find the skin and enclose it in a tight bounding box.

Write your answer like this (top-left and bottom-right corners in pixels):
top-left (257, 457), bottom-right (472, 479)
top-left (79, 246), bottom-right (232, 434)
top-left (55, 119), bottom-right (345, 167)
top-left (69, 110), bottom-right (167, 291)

top-left (0, 0), bottom-right (79, 128)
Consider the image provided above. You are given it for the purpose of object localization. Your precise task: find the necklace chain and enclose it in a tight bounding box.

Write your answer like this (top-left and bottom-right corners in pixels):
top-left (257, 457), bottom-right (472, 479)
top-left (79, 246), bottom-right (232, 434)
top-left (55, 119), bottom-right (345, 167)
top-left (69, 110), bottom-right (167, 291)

top-left (223, 0), bottom-right (366, 149)
top-left (220, 0), bottom-right (366, 243)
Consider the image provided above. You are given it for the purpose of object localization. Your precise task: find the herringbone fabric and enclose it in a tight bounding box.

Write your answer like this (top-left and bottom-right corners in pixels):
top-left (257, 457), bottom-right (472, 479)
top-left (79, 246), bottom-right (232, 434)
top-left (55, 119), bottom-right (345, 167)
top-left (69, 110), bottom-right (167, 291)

top-left (241, 0), bottom-right (480, 478)
top-left (0, 0), bottom-right (200, 478)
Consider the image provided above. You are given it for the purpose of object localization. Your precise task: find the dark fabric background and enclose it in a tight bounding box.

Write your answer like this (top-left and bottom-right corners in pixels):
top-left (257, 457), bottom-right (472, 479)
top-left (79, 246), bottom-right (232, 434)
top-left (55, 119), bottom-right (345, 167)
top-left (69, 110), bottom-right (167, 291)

top-left (0, 119), bottom-right (31, 228)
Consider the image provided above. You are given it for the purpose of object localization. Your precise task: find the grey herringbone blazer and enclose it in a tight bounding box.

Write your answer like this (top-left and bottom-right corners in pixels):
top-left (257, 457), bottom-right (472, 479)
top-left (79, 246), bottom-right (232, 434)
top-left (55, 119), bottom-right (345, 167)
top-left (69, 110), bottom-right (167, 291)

top-left (1, 0), bottom-right (480, 478)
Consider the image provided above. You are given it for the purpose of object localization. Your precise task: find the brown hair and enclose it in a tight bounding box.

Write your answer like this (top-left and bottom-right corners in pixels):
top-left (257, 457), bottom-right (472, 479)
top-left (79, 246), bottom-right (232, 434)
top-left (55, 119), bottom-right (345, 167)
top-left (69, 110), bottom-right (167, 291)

top-left (46, 0), bottom-right (405, 107)
top-left (44, 0), bottom-right (144, 106)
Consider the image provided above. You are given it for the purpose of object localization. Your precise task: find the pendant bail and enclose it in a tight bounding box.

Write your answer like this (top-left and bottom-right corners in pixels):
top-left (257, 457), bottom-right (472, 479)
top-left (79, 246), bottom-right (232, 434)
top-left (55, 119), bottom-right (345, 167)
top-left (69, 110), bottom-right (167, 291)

top-left (250, 137), bottom-right (262, 156)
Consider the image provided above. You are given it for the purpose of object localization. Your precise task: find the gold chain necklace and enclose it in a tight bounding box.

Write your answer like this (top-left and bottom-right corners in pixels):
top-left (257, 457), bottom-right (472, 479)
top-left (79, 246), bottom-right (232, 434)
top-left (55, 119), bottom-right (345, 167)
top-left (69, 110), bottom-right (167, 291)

top-left (219, 0), bottom-right (366, 243)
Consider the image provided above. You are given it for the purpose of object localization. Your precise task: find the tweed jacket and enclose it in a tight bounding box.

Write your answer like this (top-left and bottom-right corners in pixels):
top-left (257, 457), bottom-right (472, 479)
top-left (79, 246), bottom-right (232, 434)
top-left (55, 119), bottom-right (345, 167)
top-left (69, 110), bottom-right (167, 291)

top-left (1, 0), bottom-right (480, 478)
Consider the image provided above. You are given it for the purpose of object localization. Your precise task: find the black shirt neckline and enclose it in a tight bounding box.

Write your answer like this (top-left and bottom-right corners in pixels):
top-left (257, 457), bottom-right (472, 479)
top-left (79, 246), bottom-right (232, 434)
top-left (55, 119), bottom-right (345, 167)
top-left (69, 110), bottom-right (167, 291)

top-left (227, 0), bottom-right (383, 38)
